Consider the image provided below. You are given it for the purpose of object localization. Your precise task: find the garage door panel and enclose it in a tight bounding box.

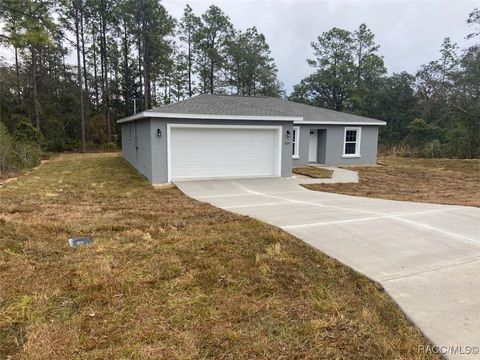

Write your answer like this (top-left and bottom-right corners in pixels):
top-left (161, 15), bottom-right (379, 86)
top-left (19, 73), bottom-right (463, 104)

top-left (170, 127), bottom-right (279, 180)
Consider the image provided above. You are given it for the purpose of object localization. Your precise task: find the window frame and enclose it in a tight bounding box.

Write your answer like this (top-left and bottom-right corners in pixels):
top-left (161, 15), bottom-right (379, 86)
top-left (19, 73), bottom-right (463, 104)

top-left (342, 127), bottom-right (361, 158)
top-left (292, 126), bottom-right (300, 159)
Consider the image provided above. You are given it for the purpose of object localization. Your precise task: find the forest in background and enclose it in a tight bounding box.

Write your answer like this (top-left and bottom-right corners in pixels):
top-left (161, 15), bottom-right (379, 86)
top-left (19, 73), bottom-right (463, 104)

top-left (0, 1), bottom-right (479, 172)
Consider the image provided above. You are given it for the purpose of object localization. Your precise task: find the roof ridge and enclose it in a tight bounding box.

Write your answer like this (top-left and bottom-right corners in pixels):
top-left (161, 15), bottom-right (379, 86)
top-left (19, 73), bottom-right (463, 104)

top-left (220, 95), bottom-right (295, 117)
top-left (209, 93), bottom-right (272, 99)
top-left (270, 96), bottom-right (380, 122)
top-left (146, 94), bottom-right (206, 112)
top-left (146, 93), bottom-right (290, 116)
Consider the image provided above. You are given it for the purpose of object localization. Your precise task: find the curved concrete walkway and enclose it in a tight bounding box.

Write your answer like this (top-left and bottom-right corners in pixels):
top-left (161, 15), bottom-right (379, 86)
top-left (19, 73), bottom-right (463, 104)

top-left (175, 177), bottom-right (480, 360)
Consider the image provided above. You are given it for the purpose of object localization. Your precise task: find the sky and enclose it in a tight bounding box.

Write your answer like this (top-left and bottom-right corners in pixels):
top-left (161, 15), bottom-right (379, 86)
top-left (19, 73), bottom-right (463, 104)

top-left (163, 0), bottom-right (477, 92)
top-left (0, 0), bottom-right (477, 94)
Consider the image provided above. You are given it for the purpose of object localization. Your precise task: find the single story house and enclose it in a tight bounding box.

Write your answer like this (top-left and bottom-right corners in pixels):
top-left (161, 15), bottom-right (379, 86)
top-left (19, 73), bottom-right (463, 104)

top-left (117, 94), bottom-right (386, 184)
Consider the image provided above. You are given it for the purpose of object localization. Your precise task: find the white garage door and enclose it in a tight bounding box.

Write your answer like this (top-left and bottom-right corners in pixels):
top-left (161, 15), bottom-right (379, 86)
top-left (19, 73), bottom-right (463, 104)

top-left (169, 126), bottom-right (280, 181)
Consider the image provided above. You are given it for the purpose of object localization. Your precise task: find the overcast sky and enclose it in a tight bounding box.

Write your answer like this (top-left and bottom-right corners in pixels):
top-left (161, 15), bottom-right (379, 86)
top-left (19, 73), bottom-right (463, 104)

top-left (166, 0), bottom-right (477, 93)
top-left (1, 0), bottom-right (477, 94)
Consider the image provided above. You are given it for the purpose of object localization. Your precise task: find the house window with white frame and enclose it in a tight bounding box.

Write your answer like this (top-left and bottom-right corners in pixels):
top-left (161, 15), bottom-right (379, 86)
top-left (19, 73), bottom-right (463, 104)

top-left (292, 126), bottom-right (300, 158)
top-left (343, 127), bottom-right (361, 157)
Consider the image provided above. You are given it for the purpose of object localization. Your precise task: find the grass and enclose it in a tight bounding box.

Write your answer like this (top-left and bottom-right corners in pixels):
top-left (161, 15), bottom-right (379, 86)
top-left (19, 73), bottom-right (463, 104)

top-left (0, 153), bottom-right (438, 359)
top-left (0, 169), bottom-right (19, 183)
top-left (305, 156), bottom-right (480, 207)
top-left (293, 166), bottom-right (333, 179)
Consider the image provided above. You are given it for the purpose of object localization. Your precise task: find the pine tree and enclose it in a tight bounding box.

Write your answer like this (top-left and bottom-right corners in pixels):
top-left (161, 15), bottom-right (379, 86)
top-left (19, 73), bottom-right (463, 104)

top-left (179, 5), bottom-right (201, 97)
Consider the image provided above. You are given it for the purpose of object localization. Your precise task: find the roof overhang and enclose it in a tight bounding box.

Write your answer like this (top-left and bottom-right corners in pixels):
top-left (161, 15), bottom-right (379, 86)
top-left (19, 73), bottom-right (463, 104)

top-left (295, 120), bottom-right (387, 126)
top-left (116, 111), bottom-right (303, 124)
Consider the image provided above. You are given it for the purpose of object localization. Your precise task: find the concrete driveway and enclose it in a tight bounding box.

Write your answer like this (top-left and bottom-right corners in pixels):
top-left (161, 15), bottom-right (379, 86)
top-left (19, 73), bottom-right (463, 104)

top-left (175, 177), bottom-right (480, 360)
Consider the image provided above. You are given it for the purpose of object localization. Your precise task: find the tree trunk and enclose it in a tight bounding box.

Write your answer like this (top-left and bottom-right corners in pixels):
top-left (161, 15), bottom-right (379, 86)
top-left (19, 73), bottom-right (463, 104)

top-left (152, 79), bottom-right (157, 107)
top-left (357, 43), bottom-right (363, 88)
top-left (14, 46), bottom-right (21, 102)
top-left (80, 9), bottom-right (89, 95)
top-left (75, 6), bottom-right (86, 153)
top-left (62, 53), bottom-right (67, 91)
top-left (92, 29), bottom-right (99, 108)
top-left (31, 47), bottom-right (40, 130)
top-left (137, 37), bottom-right (143, 111)
top-left (99, 28), bottom-right (105, 101)
top-left (11, 19), bottom-right (21, 103)
top-left (188, 30), bottom-right (192, 97)
top-left (143, 45), bottom-right (150, 109)
top-left (252, 66), bottom-right (256, 96)
top-left (123, 22), bottom-right (130, 117)
top-left (142, 9), bottom-right (151, 110)
top-left (209, 57), bottom-right (214, 94)
top-left (101, 18), bottom-right (111, 142)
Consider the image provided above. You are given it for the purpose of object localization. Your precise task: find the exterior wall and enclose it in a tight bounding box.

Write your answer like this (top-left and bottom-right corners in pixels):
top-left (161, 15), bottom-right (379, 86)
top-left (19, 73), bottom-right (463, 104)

top-left (121, 117), bottom-right (380, 184)
top-left (149, 118), bottom-right (293, 184)
top-left (292, 124), bottom-right (379, 167)
top-left (121, 119), bottom-right (153, 181)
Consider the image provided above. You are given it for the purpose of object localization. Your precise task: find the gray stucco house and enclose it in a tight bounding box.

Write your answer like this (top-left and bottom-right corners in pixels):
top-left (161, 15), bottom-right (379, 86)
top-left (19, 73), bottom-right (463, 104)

top-left (117, 94), bottom-right (386, 184)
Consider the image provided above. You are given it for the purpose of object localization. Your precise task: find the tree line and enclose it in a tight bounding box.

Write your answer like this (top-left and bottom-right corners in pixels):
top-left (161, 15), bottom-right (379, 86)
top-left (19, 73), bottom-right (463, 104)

top-left (290, 10), bottom-right (480, 158)
top-left (0, 1), bottom-right (479, 172)
top-left (0, 0), bottom-right (281, 159)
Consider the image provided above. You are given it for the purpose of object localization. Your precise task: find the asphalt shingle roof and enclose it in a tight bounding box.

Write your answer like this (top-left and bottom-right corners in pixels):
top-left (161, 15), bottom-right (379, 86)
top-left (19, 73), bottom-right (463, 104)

top-left (130, 94), bottom-right (385, 125)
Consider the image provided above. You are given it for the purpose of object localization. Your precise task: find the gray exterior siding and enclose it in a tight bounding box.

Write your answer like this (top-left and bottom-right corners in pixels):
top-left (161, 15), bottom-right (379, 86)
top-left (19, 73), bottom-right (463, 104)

top-left (121, 119), bottom-right (153, 181)
top-left (122, 118), bottom-right (293, 184)
top-left (121, 118), bottom-right (380, 184)
top-left (292, 125), bottom-right (379, 167)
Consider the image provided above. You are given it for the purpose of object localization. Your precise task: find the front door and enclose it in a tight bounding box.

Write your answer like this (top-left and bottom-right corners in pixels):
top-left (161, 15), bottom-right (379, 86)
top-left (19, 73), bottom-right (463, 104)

top-left (308, 130), bottom-right (318, 162)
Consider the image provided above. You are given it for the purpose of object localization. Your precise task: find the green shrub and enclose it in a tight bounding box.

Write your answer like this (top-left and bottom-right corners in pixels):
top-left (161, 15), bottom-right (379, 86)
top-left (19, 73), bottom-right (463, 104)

top-left (12, 142), bottom-right (43, 168)
top-left (41, 117), bottom-right (69, 152)
top-left (405, 118), bottom-right (442, 148)
top-left (0, 121), bottom-right (15, 172)
top-left (0, 121), bottom-right (43, 172)
top-left (102, 142), bottom-right (118, 151)
top-left (443, 126), bottom-right (471, 158)
top-left (88, 114), bottom-right (109, 145)
top-left (14, 116), bottom-right (43, 144)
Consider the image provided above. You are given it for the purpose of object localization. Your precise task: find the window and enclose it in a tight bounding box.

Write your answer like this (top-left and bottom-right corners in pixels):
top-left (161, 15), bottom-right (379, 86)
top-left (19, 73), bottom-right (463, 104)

top-left (343, 127), bottom-right (361, 157)
top-left (292, 126), bottom-right (300, 158)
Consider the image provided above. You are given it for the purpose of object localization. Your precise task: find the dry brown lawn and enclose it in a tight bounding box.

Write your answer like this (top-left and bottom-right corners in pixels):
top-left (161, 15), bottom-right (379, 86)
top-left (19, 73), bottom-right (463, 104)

top-left (305, 157), bottom-right (480, 207)
top-left (0, 170), bottom-right (19, 183)
top-left (0, 153), bottom-right (439, 359)
top-left (293, 166), bottom-right (333, 179)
